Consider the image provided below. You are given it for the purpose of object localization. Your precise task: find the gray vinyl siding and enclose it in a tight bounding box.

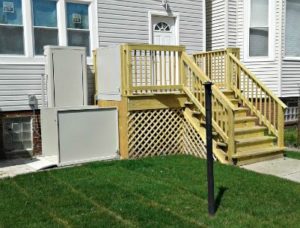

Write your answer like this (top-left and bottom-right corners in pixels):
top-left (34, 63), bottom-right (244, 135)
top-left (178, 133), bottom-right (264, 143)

top-left (281, 0), bottom-right (300, 98)
top-left (98, 0), bottom-right (204, 54)
top-left (0, 64), bottom-right (95, 112)
top-left (206, 0), bottom-right (226, 50)
top-left (0, 0), bottom-right (204, 112)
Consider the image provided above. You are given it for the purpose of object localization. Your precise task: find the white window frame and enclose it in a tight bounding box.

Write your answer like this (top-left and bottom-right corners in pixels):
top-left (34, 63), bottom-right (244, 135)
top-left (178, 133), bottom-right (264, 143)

top-left (0, 0), bottom-right (98, 64)
top-left (244, 0), bottom-right (275, 62)
top-left (148, 11), bottom-right (180, 45)
top-left (284, 0), bottom-right (300, 61)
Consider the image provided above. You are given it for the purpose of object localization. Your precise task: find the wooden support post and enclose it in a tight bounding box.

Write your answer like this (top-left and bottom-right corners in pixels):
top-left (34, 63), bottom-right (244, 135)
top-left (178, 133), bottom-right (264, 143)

top-left (225, 49), bottom-right (233, 90)
top-left (278, 104), bottom-right (285, 148)
top-left (227, 109), bottom-right (235, 163)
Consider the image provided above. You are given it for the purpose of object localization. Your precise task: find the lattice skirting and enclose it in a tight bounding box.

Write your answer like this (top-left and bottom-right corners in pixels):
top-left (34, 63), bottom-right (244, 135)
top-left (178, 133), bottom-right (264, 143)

top-left (128, 108), bottom-right (206, 159)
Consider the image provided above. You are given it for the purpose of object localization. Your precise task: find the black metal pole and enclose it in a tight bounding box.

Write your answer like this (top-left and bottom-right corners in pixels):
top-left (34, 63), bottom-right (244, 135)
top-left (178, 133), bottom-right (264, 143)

top-left (204, 81), bottom-right (215, 216)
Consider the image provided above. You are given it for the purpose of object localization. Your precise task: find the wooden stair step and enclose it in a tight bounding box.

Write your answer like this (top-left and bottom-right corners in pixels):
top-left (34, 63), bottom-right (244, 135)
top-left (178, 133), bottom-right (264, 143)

top-left (184, 101), bottom-right (193, 106)
top-left (217, 142), bottom-right (227, 147)
top-left (234, 116), bottom-right (257, 123)
top-left (192, 111), bottom-right (201, 116)
top-left (236, 136), bottom-right (276, 146)
top-left (235, 126), bottom-right (267, 134)
top-left (232, 147), bottom-right (285, 159)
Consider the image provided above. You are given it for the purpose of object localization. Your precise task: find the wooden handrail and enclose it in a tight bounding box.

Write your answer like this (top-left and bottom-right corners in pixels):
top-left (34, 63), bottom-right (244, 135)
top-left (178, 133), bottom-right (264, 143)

top-left (181, 52), bottom-right (236, 159)
top-left (229, 54), bottom-right (287, 109)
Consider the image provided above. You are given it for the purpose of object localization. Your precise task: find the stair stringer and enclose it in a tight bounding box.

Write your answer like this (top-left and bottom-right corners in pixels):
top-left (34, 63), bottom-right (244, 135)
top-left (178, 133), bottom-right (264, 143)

top-left (183, 107), bottom-right (229, 164)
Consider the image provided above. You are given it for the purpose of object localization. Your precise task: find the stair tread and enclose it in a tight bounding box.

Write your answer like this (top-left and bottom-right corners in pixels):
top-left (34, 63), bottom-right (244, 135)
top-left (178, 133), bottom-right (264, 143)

top-left (235, 116), bottom-right (257, 122)
top-left (236, 107), bottom-right (249, 111)
top-left (232, 147), bottom-right (285, 158)
top-left (236, 136), bottom-right (276, 144)
top-left (235, 126), bottom-right (267, 133)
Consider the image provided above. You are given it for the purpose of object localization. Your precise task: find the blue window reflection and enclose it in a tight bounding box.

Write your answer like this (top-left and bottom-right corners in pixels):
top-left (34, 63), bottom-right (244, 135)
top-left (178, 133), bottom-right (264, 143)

top-left (32, 0), bottom-right (57, 27)
top-left (0, 0), bottom-right (22, 25)
top-left (66, 3), bottom-right (89, 29)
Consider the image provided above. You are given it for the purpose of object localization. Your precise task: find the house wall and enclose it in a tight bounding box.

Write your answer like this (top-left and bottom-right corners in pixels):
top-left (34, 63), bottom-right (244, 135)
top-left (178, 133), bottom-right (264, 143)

top-left (236, 0), bottom-right (281, 96)
top-left (0, 0), bottom-right (205, 155)
top-left (0, 0), bottom-right (204, 113)
top-left (206, 0), bottom-right (226, 50)
top-left (280, 0), bottom-right (300, 98)
top-left (97, 0), bottom-right (204, 54)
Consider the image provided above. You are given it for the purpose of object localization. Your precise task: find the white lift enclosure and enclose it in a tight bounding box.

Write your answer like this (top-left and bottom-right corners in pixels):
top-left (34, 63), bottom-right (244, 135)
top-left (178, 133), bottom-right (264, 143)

top-left (41, 46), bottom-right (119, 166)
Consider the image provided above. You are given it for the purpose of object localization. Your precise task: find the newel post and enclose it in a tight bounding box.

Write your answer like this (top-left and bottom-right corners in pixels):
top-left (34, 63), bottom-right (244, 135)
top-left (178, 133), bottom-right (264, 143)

top-left (277, 104), bottom-right (285, 148)
top-left (225, 48), bottom-right (240, 90)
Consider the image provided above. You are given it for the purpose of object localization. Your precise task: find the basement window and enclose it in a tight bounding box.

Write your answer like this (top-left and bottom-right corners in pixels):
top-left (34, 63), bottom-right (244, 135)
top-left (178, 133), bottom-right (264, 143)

top-left (2, 117), bottom-right (33, 153)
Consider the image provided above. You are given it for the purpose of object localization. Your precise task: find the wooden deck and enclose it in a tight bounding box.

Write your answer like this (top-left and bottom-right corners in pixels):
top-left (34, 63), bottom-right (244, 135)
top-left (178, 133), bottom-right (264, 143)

top-left (95, 44), bottom-right (287, 165)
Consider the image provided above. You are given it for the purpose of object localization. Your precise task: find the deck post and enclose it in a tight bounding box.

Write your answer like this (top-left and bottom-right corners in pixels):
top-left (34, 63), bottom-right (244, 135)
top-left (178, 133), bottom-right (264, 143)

top-left (204, 81), bottom-right (215, 216)
top-left (225, 49), bottom-right (232, 90)
top-left (278, 104), bottom-right (285, 148)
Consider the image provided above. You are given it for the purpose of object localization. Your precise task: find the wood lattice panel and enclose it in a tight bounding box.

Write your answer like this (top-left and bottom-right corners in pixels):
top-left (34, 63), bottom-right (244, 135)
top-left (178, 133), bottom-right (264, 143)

top-left (128, 108), bottom-right (206, 159)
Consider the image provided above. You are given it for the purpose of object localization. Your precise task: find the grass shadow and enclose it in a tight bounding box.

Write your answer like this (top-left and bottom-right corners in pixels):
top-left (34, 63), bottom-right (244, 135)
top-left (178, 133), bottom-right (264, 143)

top-left (215, 186), bottom-right (228, 213)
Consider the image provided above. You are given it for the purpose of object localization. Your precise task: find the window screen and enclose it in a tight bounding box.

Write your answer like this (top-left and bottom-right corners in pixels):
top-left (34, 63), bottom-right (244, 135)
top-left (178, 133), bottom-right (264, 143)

top-left (66, 3), bottom-right (90, 56)
top-left (286, 0), bottom-right (300, 57)
top-left (249, 0), bottom-right (269, 57)
top-left (0, 0), bottom-right (24, 54)
top-left (32, 0), bottom-right (58, 55)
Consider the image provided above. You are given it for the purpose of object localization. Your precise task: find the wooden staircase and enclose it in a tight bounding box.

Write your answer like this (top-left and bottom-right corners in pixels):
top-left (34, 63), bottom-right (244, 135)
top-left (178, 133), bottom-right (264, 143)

top-left (183, 88), bottom-right (284, 165)
top-left (118, 44), bottom-right (287, 165)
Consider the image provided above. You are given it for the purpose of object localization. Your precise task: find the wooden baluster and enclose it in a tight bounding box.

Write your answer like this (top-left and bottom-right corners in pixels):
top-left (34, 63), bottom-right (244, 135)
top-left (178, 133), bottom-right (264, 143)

top-left (251, 79), bottom-right (254, 115)
top-left (169, 51), bottom-right (172, 87)
top-left (144, 50), bottom-right (148, 92)
top-left (139, 50), bottom-right (143, 92)
top-left (134, 50), bottom-right (137, 88)
top-left (159, 51), bottom-right (162, 88)
top-left (259, 88), bottom-right (263, 124)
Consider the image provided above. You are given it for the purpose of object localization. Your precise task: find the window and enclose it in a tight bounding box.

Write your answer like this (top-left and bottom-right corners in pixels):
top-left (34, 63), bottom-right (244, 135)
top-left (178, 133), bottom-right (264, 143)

top-left (32, 0), bottom-right (58, 55)
top-left (66, 3), bottom-right (90, 56)
top-left (0, 0), bottom-right (24, 54)
top-left (0, 0), bottom-right (97, 61)
top-left (3, 117), bottom-right (32, 152)
top-left (249, 0), bottom-right (269, 57)
top-left (154, 22), bottom-right (171, 32)
top-left (286, 0), bottom-right (300, 57)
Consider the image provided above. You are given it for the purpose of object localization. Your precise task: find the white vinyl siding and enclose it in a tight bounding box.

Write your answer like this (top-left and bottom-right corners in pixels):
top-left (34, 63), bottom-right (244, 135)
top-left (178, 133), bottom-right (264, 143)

top-left (0, 64), bottom-right (95, 111)
top-left (206, 0), bottom-right (226, 50)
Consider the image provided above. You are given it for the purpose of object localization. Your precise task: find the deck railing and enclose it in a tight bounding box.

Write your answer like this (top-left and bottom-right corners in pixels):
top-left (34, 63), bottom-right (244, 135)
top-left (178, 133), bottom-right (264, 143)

top-left (193, 48), bottom-right (240, 88)
top-left (121, 44), bottom-right (185, 95)
top-left (193, 48), bottom-right (287, 147)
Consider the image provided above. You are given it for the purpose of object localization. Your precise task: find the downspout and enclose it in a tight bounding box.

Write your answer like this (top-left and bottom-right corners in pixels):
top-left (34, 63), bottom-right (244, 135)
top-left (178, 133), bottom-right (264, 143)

top-left (203, 0), bottom-right (207, 51)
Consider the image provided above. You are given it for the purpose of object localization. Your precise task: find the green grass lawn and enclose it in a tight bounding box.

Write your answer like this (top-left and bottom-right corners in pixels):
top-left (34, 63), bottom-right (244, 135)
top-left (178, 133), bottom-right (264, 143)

top-left (285, 151), bottom-right (300, 160)
top-left (0, 155), bottom-right (299, 227)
